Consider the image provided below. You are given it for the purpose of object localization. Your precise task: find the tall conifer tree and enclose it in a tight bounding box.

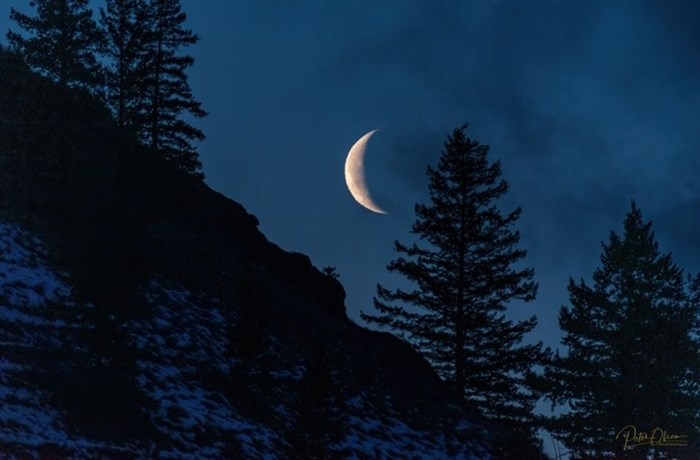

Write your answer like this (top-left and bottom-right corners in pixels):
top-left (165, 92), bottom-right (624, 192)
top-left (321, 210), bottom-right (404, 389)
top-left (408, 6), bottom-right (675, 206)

top-left (7, 0), bottom-right (102, 90)
top-left (99, 0), bottom-right (150, 135)
top-left (543, 202), bottom-right (700, 459)
top-left (361, 125), bottom-right (549, 455)
top-left (139, 0), bottom-right (206, 178)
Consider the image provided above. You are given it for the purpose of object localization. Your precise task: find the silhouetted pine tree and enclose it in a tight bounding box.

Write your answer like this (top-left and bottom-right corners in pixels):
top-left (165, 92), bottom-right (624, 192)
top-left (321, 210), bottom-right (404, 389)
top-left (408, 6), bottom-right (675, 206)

top-left (361, 124), bottom-right (549, 455)
top-left (542, 202), bottom-right (700, 459)
top-left (322, 266), bottom-right (340, 279)
top-left (139, 0), bottom-right (206, 178)
top-left (7, 0), bottom-right (103, 90)
top-left (99, 0), bottom-right (150, 136)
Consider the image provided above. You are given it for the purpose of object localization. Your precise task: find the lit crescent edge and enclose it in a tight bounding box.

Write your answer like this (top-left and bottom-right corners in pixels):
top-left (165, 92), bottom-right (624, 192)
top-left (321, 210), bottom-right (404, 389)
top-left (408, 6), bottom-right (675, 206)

top-left (344, 130), bottom-right (388, 215)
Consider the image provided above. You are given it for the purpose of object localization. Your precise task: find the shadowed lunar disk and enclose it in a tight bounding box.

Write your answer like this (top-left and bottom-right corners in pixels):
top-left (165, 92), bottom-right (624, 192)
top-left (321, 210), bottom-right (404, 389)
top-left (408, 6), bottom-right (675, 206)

top-left (344, 130), bottom-right (388, 215)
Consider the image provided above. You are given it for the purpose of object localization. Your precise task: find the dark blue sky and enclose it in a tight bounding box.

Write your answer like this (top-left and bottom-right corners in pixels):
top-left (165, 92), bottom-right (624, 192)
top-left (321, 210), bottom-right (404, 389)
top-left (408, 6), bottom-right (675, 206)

top-left (2, 0), bottom-right (700, 355)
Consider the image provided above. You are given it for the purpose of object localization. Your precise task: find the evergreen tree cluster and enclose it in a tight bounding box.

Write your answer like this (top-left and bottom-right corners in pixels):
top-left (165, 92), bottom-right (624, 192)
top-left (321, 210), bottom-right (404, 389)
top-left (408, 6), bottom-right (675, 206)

top-left (6, 0), bottom-right (206, 177)
top-left (362, 124), bottom-right (700, 459)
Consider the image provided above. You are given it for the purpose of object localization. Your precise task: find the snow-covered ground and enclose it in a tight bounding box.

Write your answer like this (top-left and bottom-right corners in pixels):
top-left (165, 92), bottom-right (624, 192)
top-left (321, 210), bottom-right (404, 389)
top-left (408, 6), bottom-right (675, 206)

top-left (0, 222), bottom-right (108, 458)
top-left (0, 220), bottom-right (493, 459)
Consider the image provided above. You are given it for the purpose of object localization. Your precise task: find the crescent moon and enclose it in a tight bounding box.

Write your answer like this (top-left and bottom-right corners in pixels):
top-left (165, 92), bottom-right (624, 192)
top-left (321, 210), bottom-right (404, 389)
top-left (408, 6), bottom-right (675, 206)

top-left (344, 130), bottom-right (388, 215)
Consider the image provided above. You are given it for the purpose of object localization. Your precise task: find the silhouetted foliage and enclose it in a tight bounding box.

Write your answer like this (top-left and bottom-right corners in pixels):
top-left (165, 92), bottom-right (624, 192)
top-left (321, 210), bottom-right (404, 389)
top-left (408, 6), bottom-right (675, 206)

top-left (361, 124), bottom-right (549, 456)
top-left (322, 266), bottom-right (340, 279)
top-left (99, 0), bottom-right (151, 137)
top-left (541, 202), bottom-right (700, 459)
top-left (7, 0), bottom-right (103, 91)
top-left (138, 0), bottom-right (207, 178)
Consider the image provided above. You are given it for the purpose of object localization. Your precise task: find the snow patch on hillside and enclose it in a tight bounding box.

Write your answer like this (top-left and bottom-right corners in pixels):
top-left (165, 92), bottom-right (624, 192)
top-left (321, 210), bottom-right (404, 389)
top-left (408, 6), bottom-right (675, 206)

top-left (0, 222), bottom-right (69, 307)
top-left (0, 222), bottom-right (96, 456)
top-left (133, 278), bottom-right (283, 458)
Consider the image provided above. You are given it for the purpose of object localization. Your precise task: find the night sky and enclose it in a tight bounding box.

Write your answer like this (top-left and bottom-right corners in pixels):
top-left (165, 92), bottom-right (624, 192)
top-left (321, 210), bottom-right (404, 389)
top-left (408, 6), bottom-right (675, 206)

top-left (2, 0), bottom-right (700, 358)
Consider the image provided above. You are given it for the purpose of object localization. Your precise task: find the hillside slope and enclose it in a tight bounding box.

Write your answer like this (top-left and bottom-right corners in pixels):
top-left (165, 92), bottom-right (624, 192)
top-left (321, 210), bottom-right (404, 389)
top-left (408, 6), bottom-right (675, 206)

top-left (0, 218), bottom-right (495, 459)
top-left (0, 47), bottom-right (498, 458)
